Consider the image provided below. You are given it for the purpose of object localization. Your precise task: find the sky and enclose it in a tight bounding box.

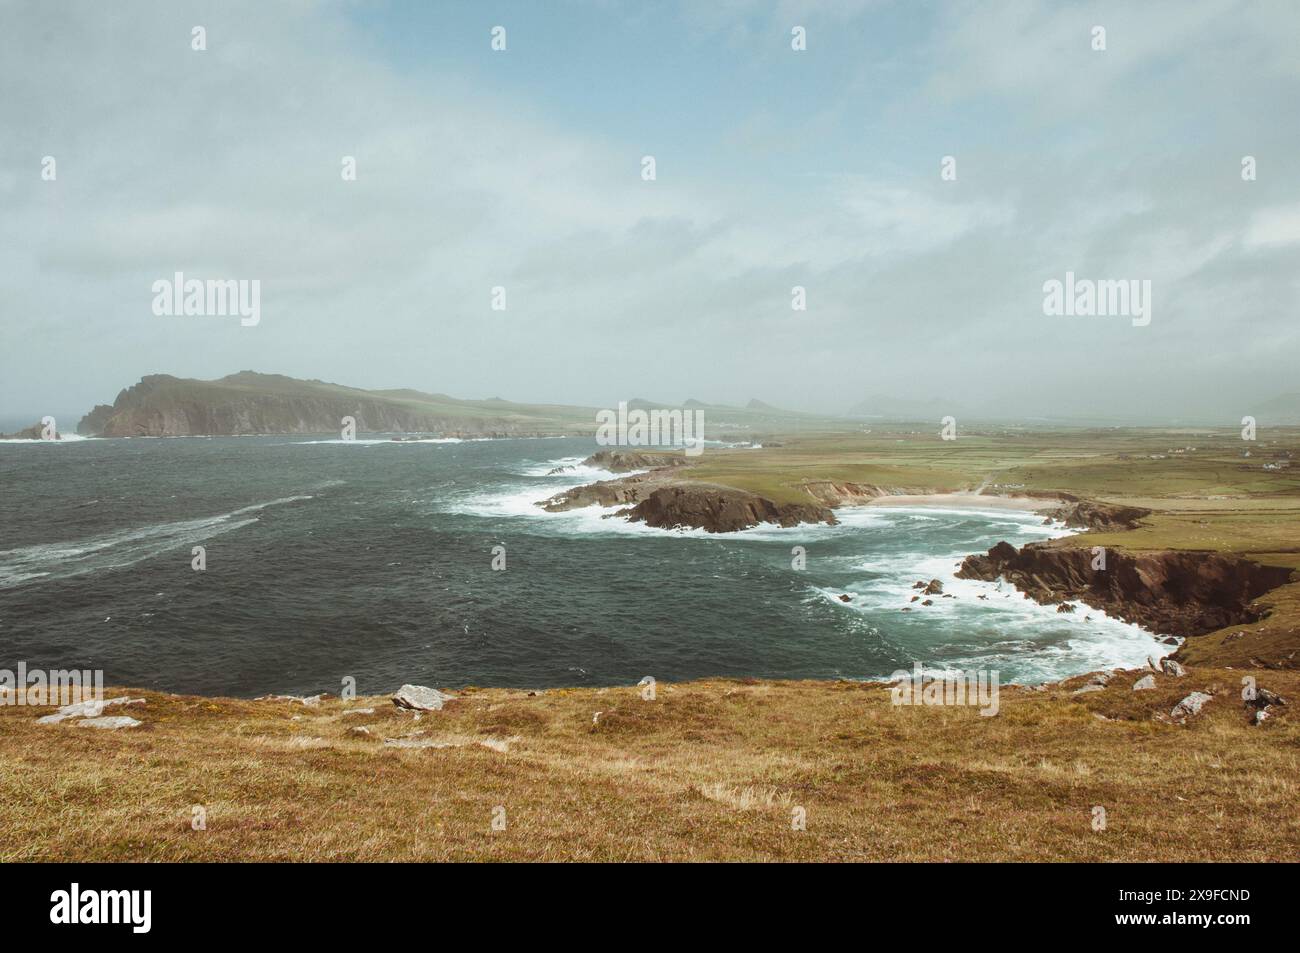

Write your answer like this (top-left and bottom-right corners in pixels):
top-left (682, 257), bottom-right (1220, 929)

top-left (2, 0), bottom-right (1298, 424)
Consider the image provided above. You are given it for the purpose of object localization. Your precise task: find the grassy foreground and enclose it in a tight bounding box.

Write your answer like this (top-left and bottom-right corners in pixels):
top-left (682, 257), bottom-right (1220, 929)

top-left (1, 668), bottom-right (1296, 862)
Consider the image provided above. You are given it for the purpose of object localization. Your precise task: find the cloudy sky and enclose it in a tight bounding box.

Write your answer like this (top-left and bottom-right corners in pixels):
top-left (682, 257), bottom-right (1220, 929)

top-left (2, 0), bottom-right (1298, 423)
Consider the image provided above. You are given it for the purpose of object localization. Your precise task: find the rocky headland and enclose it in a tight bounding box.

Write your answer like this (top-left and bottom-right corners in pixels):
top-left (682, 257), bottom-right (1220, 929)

top-left (75, 372), bottom-right (596, 437)
top-left (538, 452), bottom-right (834, 532)
top-left (957, 540), bottom-right (1294, 639)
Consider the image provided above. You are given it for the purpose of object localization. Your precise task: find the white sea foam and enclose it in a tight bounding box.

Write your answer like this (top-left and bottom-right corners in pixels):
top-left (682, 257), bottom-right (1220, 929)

top-left (0, 433), bottom-right (95, 444)
top-left (516, 456), bottom-right (639, 480)
top-left (291, 437), bottom-right (465, 446)
top-left (0, 494), bottom-right (313, 589)
top-left (443, 472), bottom-right (1172, 680)
top-left (807, 510), bottom-right (1170, 680)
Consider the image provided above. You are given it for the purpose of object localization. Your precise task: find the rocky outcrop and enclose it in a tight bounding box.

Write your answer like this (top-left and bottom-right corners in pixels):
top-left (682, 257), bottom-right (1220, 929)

top-left (583, 449), bottom-right (685, 473)
top-left (956, 541), bottom-right (1294, 638)
top-left (616, 484), bottom-right (836, 533)
top-left (1043, 500), bottom-right (1152, 531)
top-left (77, 404), bottom-right (115, 436)
top-left (0, 421), bottom-right (59, 440)
top-left (540, 473), bottom-right (659, 512)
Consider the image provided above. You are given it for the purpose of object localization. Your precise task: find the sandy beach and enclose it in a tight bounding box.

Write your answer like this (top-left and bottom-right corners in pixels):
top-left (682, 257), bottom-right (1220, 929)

top-left (864, 493), bottom-right (1053, 512)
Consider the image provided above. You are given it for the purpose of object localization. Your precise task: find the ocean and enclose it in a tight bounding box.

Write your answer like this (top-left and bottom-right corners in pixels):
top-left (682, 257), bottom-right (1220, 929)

top-left (0, 435), bottom-right (1171, 697)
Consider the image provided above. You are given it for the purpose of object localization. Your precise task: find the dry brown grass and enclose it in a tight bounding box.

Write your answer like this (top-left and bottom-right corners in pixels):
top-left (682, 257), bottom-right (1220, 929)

top-left (2, 670), bottom-right (1296, 862)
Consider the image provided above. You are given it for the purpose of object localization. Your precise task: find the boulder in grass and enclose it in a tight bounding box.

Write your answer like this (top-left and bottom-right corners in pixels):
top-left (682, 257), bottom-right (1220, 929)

top-left (38, 696), bottom-right (145, 725)
top-left (1161, 659), bottom-right (1187, 677)
top-left (1246, 687), bottom-right (1286, 709)
top-left (1133, 674), bottom-right (1156, 691)
top-left (77, 715), bottom-right (141, 730)
top-left (257, 693), bottom-right (325, 707)
top-left (1171, 691), bottom-right (1213, 721)
top-left (392, 685), bottom-right (456, 711)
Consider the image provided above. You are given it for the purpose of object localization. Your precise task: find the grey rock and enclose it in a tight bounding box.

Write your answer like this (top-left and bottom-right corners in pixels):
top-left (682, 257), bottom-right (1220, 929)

top-left (38, 696), bottom-right (145, 725)
top-left (1133, 674), bottom-right (1156, 691)
top-left (1171, 691), bottom-right (1213, 721)
top-left (77, 715), bottom-right (142, 729)
top-left (1248, 687), bottom-right (1286, 709)
top-left (391, 684), bottom-right (456, 711)
top-left (1161, 659), bottom-right (1187, 677)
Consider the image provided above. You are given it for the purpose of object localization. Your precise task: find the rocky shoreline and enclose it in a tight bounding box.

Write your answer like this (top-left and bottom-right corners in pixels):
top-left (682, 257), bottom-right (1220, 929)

top-left (956, 540), bottom-right (1294, 640)
top-left (542, 455), bottom-right (1297, 661)
top-left (536, 451), bottom-right (1089, 533)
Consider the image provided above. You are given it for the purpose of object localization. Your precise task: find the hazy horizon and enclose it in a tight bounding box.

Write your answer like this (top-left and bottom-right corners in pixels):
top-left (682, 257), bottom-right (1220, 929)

top-left (3, 1), bottom-right (1299, 422)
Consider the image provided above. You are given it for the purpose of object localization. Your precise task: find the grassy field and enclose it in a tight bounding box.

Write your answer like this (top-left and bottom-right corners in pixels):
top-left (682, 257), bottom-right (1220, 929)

top-left (696, 426), bottom-right (1300, 510)
top-left (1, 669), bottom-right (1295, 862)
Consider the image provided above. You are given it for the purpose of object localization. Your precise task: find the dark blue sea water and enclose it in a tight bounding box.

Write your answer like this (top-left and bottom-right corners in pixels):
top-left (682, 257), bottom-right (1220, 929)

top-left (0, 435), bottom-right (1168, 696)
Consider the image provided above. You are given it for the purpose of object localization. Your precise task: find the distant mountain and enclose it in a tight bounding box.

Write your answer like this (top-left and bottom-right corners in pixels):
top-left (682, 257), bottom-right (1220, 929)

top-left (76, 372), bottom-right (859, 438)
top-left (77, 372), bottom-right (598, 437)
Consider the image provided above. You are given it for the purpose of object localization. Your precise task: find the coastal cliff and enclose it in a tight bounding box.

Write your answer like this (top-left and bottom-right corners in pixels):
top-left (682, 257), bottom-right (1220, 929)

top-left (956, 540), bottom-right (1294, 638)
top-left (76, 372), bottom-right (595, 437)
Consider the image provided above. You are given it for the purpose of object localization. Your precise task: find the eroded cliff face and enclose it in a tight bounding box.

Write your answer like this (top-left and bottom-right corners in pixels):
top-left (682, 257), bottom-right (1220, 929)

top-left (957, 540), bottom-right (1294, 637)
top-left (796, 481), bottom-right (934, 505)
top-left (82, 393), bottom-right (522, 437)
top-left (76, 372), bottom-right (588, 437)
top-left (618, 484), bottom-right (835, 533)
